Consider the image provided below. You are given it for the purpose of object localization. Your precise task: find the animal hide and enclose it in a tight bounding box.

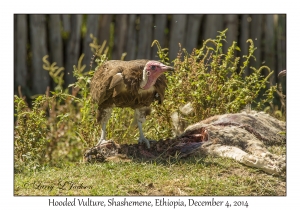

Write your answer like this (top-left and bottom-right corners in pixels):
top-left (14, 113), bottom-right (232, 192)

top-left (84, 111), bottom-right (286, 175)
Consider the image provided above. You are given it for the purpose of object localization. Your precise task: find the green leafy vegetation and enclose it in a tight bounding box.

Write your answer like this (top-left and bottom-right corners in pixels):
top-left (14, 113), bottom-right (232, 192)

top-left (14, 30), bottom-right (285, 195)
top-left (146, 29), bottom-right (278, 139)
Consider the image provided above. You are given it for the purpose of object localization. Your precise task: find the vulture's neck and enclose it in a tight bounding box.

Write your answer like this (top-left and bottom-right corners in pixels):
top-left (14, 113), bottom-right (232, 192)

top-left (140, 67), bottom-right (149, 89)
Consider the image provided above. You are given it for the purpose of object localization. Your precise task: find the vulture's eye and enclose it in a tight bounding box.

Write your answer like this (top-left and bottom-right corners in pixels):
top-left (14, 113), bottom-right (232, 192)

top-left (151, 65), bottom-right (156, 70)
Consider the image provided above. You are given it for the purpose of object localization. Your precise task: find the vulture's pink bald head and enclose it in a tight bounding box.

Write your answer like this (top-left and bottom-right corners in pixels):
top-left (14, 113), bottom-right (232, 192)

top-left (140, 61), bottom-right (174, 90)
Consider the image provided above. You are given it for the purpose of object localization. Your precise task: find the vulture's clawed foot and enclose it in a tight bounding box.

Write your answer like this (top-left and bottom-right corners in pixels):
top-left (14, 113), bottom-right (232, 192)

top-left (138, 137), bottom-right (154, 148)
top-left (96, 138), bottom-right (109, 147)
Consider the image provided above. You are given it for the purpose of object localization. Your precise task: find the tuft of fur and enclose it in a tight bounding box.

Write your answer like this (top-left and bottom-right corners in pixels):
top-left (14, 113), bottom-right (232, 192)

top-left (179, 102), bottom-right (193, 115)
top-left (171, 102), bottom-right (194, 136)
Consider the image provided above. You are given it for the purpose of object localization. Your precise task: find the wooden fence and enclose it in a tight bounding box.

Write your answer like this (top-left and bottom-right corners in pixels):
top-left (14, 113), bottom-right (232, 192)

top-left (14, 14), bottom-right (286, 96)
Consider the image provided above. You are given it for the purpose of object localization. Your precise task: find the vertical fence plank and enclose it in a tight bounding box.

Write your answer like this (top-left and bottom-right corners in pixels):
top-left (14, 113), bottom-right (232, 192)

top-left (264, 14), bottom-right (276, 86)
top-left (125, 15), bottom-right (137, 60)
top-left (62, 15), bottom-right (71, 35)
top-left (202, 15), bottom-right (224, 40)
top-left (98, 14), bottom-right (112, 46)
top-left (65, 14), bottom-right (83, 86)
top-left (169, 14), bottom-right (187, 60)
top-left (185, 15), bottom-right (203, 54)
top-left (151, 14), bottom-right (167, 60)
top-left (14, 15), bottom-right (18, 89)
top-left (48, 15), bottom-right (63, 67)
top-left (239, 14), bottom-right (251, 76)
top-left (276, 14), bottom-right (286, 94)
top-left (112, 15), bottom-right (128, 60)
top-left (15, 14), bottom-right (28, 91)
top-left (83, 15), bottom-right (100, 69)
top-left (277, 14), bottom-right (286, 72)
top-left (250, 14), bottom-right (263, 69)
top-left (29, 14), bottom-right (49, 95)
top-left (137, 15), bottom-right (153, 59)
top-left (224, 15), bottom-right (238, 53)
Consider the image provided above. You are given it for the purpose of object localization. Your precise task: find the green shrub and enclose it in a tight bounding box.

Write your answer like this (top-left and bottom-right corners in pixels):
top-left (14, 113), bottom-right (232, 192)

top-left (14, 39), bottom-right (107, 172)
top-left (145, 29), bottom-right (276, 139)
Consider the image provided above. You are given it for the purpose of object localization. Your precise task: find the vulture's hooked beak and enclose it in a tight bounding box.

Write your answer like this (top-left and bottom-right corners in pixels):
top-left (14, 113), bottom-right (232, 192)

top-left (160, 64), bottom-right (174, 72)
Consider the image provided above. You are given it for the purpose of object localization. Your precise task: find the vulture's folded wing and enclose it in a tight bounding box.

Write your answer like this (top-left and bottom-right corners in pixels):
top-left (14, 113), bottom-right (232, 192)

top-left (90, 62), bottom-right (123, 105)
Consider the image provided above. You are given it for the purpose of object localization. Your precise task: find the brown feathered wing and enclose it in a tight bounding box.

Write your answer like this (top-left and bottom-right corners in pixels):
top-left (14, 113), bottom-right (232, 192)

top-left (90, 60), bottom-right (167, 109)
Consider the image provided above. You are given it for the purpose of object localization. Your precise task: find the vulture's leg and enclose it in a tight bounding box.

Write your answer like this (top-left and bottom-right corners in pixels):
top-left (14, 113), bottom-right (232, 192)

top-left (137, 121), bottom-right (150, 148)
top-left (96, 108), bottom-right (112, 146)
top-left (134, 107), bottom-right (151, 148)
